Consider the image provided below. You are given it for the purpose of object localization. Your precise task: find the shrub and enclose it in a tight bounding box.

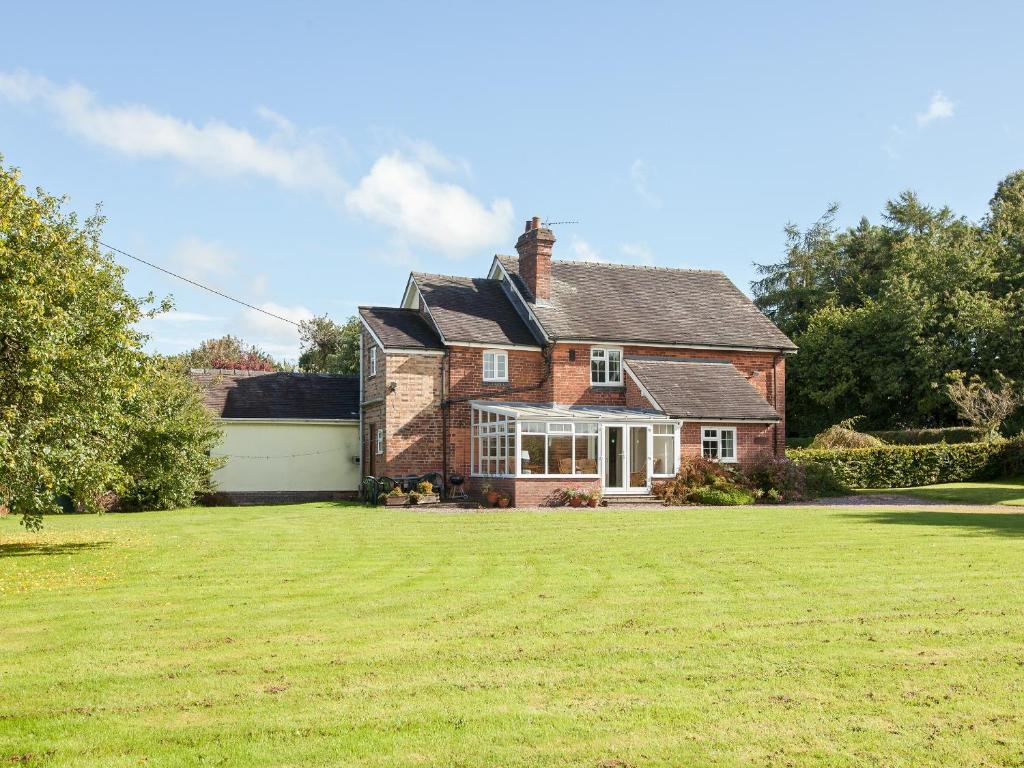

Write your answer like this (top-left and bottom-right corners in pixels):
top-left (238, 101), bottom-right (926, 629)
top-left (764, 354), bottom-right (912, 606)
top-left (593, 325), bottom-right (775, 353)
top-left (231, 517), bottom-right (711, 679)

top-left (867, 427), bottom-right (989, 445)
top-left (789, 441), bottom-right (1008, 489)
top-left (653, 457), bottom-right (753, 505)
top-left (690, 486), bottom-right (756, 506)
top-left (810, 417), bottom-right (884, 449)
top-left (802, 462), bottom-right (850, 497)
top-left (416, 480), bottom-right (434, 494)
top-left (739, 456), bottom-right (807, 503)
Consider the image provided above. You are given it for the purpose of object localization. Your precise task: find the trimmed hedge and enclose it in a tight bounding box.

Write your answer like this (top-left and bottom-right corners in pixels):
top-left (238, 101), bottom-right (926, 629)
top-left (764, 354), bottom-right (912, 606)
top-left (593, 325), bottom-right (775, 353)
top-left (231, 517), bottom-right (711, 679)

top-left (867, 426), bottom-right (989, 445)
top-left (789, 438), bottom-right (1024, 489)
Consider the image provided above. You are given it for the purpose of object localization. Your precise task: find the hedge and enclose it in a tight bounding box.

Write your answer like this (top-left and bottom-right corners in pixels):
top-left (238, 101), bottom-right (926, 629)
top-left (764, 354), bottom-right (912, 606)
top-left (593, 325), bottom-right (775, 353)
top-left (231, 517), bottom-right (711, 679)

top-left (789, 438), bottom-right (1024, 489)
top-left (866, 426), bottom-right (989, 445)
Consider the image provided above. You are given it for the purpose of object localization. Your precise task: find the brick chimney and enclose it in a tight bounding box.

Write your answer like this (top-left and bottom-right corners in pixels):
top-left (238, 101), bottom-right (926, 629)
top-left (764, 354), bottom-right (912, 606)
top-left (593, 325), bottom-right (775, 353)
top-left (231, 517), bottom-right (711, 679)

top-left (515, 216), bottom-right (556, 302)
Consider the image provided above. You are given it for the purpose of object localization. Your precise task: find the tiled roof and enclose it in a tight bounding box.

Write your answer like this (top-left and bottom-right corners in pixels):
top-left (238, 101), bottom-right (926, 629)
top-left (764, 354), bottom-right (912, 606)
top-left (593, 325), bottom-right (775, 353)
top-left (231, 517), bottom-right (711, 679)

top-left (413, 272), bottom-right (541, 347)
top-left (624, 356), bottom-right (781, 421)
top-left (496, 255), bottom-right (796, 351)
top-left (358, 306), bottom-right (444, 350)
top-left (191, 370), bottom-right (359, 420)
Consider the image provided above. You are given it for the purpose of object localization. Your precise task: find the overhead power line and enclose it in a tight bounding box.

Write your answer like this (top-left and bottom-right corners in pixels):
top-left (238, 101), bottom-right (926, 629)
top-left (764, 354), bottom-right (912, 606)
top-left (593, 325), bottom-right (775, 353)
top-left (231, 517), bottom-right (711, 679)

top-left (99, 240), bottom-right (301, 327)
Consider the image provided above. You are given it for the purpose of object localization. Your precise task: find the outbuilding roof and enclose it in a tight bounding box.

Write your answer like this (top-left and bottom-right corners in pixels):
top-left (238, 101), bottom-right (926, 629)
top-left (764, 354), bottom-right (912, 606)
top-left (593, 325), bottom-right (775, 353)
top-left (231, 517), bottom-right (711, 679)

top-left (624, 355), bottom-right (782, 421)
top-left (191, 370), bottom-right (359, 420)
top-left (496, 255), bottom-right (796, 351)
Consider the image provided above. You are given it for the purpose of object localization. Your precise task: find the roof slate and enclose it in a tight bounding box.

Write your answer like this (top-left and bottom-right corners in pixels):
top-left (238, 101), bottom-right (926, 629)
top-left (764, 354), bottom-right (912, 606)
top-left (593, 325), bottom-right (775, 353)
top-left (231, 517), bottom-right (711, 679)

top-left (358, 306), bottom-right (444, 350)
top-left (412, 272), bottom-right (541, 347)
top-left (624, 356), bottom-right (781, 421)
top-left (191, 370), bottom-right (359, 420)
top-left (496, 255), bottom-right (796, 351)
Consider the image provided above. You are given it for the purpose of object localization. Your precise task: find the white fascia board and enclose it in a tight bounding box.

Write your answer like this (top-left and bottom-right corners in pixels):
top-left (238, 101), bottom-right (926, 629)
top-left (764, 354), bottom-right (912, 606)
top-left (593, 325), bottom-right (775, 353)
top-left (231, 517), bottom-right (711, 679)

top-left (678, 418), bottom-right (780, 424)
top-left (489, 256), bottom-right (551, 344)
top-left (623, 361), bottom-right (663, 411)
top-left (217, 418), bottom-right (359, 425)
top-left (385, 348), bottom-right (446, 356)
top-left (448, 340), bottom-right (543, 352)
top-left (400, 274), bottom-right (419, 309)
top-left (557, 338), bottom-right (795, 354)
top-left (358, 316), bottom-right (386, 351)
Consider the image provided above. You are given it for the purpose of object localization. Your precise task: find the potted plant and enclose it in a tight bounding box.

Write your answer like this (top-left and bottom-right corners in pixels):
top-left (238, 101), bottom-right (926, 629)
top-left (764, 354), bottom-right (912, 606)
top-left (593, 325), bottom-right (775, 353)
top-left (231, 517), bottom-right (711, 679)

top-left (564, 486), bottom-right (588, 507)
top-left (586, 490), bottom-right (602, 507)
top-left (416, 480), bottom-right (439, 505)
top-left (482, 482), bottom-right (500, 507)
top-left (384, 487), bottom-right (408, 507)
top-left (496, 493), bottom-right (511, 508)
top-left (408, 490), bottom-right (421, 505)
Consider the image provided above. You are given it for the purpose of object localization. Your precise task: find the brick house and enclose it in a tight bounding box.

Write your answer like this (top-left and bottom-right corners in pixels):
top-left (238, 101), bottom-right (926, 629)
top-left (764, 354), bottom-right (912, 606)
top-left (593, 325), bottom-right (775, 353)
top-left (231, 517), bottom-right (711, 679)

top-left (358, 217), bottom-right (796, 505)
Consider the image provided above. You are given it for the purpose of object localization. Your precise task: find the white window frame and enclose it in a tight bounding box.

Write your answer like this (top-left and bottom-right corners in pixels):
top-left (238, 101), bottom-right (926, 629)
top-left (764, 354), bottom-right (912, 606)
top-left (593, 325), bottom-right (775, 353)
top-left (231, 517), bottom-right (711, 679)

top-left (482, 350), bottom-right (508, 382)
top-left (702, 426), bottom-right (737, 463)
top-left (652, 423), bottom-right (679, 477)
top-left (376, 428), bottom-right (384, 455)
top-left (590, 347), bottom-right (623, 386)
top-left (369, 346), bottom-right (378, 377)
top-left (516, 420), bottom-right (600, 479)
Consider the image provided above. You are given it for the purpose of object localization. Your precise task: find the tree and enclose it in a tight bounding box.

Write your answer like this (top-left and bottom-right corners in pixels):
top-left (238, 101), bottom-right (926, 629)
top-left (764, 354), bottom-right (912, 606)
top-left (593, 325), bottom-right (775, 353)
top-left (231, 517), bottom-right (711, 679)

top-left (944, 371), bottom-right (1022, 442)
top-left (752, 172), bottom-right (1021, 436)
top-left (0, 159), bottom-right (223, 528)
top-left (118, 359), bottom-right (224, 509)
top-left (1, 160), bottom-right (148, 528)
top-left (176, 335), bottom-right (281, 371)
top-left (298, 315), bottom-right (360, 374)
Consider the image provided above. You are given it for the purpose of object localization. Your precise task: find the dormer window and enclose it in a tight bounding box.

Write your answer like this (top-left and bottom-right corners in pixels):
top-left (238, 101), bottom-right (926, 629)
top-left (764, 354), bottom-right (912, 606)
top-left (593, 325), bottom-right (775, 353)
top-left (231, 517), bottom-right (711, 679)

top-left (483, 350), bottom-right (508, 382)
top-left (590, 347), bottom-right (622, 386)
top-left (369, 346), bottom-right (377, 377)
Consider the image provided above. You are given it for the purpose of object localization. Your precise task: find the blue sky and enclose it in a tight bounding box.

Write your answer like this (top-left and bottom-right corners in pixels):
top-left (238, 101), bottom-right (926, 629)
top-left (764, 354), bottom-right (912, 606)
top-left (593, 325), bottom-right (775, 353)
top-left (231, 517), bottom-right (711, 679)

top-left (3, 1), bottom-right (1022, 360)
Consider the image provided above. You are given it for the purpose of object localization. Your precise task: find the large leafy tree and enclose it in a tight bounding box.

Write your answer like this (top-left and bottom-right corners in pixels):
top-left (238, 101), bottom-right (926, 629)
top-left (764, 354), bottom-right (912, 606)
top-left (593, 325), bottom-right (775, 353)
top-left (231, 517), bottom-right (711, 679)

top-left (755, 176), bottom-right (1022, 436)
top-left (0, 160), bottom-right (221, 528)
top-left (298, 314), bottom-right (360, 374)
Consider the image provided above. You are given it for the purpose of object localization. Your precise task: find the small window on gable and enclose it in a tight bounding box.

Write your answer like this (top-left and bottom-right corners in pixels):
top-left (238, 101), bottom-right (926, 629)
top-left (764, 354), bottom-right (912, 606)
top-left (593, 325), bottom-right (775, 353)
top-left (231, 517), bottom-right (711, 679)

top-left (590, 347), bottom-right (623, 386)
top-left (702, 427), bottom-right (737, 463)
top-left (376, 428), bottom-right (384, 455)
top-left (369, 346), bottom-right (378, 377)
top-left (483, 350), bottom-right (508, 382)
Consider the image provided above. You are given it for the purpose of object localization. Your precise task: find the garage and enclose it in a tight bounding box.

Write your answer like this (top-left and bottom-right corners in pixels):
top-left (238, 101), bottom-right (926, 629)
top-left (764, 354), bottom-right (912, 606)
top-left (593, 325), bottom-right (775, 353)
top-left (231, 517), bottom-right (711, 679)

top-left (193, 370), bottom-right (361, 504)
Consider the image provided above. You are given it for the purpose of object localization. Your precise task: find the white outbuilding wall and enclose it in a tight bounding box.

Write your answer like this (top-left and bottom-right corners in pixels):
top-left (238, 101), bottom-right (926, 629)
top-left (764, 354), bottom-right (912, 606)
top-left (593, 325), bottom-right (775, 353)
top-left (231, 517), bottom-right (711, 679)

top-left (211, 419), bottom-right (361, 493)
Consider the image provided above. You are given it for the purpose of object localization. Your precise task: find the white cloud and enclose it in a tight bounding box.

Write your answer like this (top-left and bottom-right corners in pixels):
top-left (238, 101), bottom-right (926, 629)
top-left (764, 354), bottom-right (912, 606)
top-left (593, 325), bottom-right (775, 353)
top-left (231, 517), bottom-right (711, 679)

top-left (169, 237), bottom-right (238, 282)
top-left (620, 242), bottom-right (654, 265)
top-left (0, 70), bottom-right (343, 195)
top-left (916, 91), bottom-right (955, 126)
top-left (238, 302), bottom-right (314, 362)
top-left (151, 310), bottom-right (225, 323)
top-left (346, 152), bottom-right (514, 256)
top-left (570, 236), bottom-right (605, 263)
top-left (630, 158), bottom-right (661, 208)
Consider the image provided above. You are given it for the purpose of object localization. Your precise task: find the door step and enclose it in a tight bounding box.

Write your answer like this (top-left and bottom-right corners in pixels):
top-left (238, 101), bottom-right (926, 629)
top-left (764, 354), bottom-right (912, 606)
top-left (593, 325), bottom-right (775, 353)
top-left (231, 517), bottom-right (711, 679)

top-left (602, 494), bottom-right (663, 506)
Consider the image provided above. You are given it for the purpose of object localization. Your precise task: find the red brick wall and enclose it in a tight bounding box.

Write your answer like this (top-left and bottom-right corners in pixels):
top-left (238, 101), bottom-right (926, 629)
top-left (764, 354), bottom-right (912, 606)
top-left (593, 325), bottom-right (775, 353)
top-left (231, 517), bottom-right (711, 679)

top-left (680, 422), bottom-right (777, 465)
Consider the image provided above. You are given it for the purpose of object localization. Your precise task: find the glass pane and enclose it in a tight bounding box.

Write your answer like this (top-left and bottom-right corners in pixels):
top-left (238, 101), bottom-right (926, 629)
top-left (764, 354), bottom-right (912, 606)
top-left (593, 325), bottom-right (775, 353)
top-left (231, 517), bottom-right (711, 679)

top-left (548, 435), bottom-right (573, 474)
top-left (653, 435), bottom-right (675, 475)
top-left (547, 423), bottom-right (572, 433)
top-left (629, 427), bottom-right (647, 488)
top-left (653, 424), bottom-right (674, 435)
top-left (574, 435), bottom-right (598, 474)
top-left (521, 421), bottom-right (545, 433)
top-left (606, 426), bottom-right (623, 487)
top-left (608, 350), bottom-right (622, 382)
top-left (497, 354), bottom-right (507, 379)
top-left (576, 422), bottom-right (599, 434)
top-left (521, 434), bottom-right (545, 474)
top-left (703, 440), bottom-right (718, 459)
top-left (721, 429), bottom-right (735, 459)
top-left (591, 357), bottom-right (605, 383)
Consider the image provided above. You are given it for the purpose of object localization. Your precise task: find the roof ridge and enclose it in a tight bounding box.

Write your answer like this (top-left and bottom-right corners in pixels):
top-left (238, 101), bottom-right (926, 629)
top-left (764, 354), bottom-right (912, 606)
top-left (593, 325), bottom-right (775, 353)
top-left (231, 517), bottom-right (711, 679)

top-left (412, 270), bottom-right (497, 283)
top-left (497, 253), bottom-right (724, 276)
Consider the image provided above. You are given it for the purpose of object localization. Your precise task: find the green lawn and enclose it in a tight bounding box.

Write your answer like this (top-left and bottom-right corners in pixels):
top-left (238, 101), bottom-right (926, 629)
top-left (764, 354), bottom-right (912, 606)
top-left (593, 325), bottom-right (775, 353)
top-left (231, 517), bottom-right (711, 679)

top-left (866, 477), bottom-right (1024, 506)
top-left (3, 504), bottom-right (1024, 767)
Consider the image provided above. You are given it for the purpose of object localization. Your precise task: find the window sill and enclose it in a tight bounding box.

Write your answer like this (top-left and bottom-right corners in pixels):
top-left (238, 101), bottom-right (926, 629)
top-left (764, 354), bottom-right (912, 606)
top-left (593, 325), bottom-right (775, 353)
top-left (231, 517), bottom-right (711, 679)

top-left (481, 379), bottom-right (510, 385)
top-left (589, 384), bottom-right (626, 391)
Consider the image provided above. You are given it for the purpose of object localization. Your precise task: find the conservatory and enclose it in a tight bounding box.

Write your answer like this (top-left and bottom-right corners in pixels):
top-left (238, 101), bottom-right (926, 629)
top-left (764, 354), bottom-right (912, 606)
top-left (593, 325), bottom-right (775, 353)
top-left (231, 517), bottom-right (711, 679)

top-left (469, 401), bottom-right (680, 494)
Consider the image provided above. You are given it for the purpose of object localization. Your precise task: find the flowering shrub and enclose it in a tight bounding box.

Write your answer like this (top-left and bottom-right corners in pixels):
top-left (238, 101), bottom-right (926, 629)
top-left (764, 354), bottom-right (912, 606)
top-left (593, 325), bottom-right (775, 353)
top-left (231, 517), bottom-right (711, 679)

top-left (738, 456), bottom-right (808, 503)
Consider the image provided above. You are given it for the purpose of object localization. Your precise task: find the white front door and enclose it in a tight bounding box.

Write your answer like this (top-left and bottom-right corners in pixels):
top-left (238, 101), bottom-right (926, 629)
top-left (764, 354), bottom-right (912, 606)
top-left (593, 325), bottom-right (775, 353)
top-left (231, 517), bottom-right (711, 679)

top-left (603, 424), bottom-right (651, 494)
